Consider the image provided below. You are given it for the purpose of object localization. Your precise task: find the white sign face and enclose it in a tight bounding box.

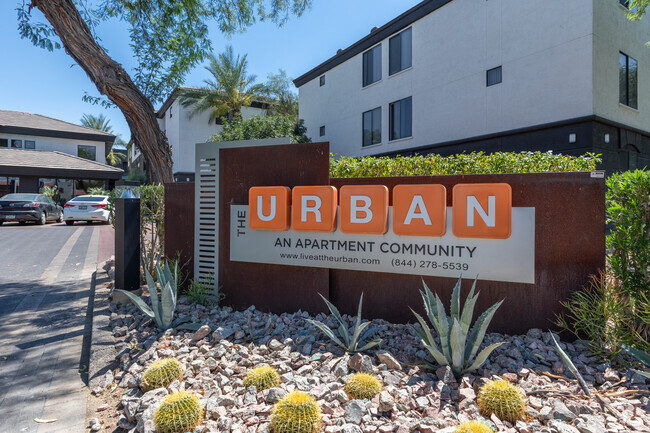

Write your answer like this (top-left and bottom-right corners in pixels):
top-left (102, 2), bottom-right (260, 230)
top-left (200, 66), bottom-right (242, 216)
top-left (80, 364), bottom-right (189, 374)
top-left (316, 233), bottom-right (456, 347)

top-left (230, 205), bottom-right (535, 284)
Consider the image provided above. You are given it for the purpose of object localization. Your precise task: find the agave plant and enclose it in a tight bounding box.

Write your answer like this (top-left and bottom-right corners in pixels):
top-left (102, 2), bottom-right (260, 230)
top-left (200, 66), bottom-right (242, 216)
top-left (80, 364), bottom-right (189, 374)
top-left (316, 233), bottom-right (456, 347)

top-left (307, 293), bottom-right (382, 354)
top-left (622, 344), bottom-right (650, 380)
top-left (549, 331), bottom-right (591, 396)
top-left (116, 261), bottom-right (179, 330)
top-left (411, 277), bottom-right (504, 374)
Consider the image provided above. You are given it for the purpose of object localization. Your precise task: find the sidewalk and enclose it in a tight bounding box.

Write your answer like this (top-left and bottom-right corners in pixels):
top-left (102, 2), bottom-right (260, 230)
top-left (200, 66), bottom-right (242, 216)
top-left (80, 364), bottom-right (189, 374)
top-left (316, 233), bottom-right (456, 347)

top-left (0, 225), bottom-right (114, 433)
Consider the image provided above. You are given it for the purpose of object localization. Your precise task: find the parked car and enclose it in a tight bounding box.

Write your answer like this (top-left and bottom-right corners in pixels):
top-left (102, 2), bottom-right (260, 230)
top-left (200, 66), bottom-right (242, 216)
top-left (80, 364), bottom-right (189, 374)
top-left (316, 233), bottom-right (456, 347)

top-left (0, 193), bottom-right (63, 225)
top-left (63, 195), bottom-right (110, 225)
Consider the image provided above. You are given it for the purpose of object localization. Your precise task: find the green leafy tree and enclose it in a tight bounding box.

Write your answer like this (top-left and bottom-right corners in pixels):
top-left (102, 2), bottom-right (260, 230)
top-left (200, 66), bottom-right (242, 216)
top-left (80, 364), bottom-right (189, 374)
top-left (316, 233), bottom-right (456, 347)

top-left (210, 115), bottom-right (310, 143)
top-left (18, 0), bottom-right (313, 183)
top-left (263, 69), bottom-right (299, 118)
top-left (179, 46), bottom-right (264, 123)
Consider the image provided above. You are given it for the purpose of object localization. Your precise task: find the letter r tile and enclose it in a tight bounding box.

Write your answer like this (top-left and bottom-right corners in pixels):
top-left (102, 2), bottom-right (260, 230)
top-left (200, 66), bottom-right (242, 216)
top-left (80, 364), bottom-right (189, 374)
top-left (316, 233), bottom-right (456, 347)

top-left (292, 186), bottom-right (338, 232)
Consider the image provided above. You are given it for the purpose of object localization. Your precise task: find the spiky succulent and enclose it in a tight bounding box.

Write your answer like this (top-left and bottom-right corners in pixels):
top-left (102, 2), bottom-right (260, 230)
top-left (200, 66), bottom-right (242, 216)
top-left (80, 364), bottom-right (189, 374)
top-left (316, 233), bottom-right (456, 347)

top-left (455, 420), bottom-right (494, 433)
top-left (153, 392), bottom-right (203, 433)
top-left (306, 293), bottom-right (382, 354)
top-left (116, 261), bottom-right (179, 330)
top-left (344, 373), bottom-right (382, 400)
top-left (244, 365), bottom-right (281, 391)
top-left (142, 358), bottom-right (184, 391)
top-left (477, 379), bottom-right (526, 423)
top-left (271, 391), bottom-right (321, 433)
top-left (411, 277), bottom-right (504, 374)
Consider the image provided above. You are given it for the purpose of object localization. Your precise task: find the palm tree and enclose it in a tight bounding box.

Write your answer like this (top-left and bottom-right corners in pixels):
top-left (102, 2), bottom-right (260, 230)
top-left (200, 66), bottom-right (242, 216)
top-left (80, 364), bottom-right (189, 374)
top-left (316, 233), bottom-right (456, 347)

top-left (80, 113), bottom-right (113, 133)
top-left (179, 46), bottom-right (264, 123)
top-left (81, 113), bottom-right (127, 166)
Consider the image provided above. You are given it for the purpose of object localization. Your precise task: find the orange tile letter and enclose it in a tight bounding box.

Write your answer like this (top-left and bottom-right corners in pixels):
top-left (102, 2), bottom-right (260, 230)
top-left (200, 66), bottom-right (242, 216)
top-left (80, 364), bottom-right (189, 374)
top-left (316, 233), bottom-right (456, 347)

top-left (393, 184), bottom-right (446, 236)
top-left (249, 186), bottom-right (291, 230)
top-left (340, 185), bottom-right (389, 234)
top-left (452, 183), bottom-right (511, 239)
top-left (292, 186), bottom-right (338, 232)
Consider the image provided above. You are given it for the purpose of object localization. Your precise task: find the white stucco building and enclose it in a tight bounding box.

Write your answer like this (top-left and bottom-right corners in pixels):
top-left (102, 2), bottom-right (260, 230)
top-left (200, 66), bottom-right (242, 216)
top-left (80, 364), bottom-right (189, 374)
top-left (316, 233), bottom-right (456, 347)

top-left (0, 110), bottom-right (121, 198)
top-left (294, 0), bottom-right (650, 174)
top-left (154, 87), bottom-right (268, 182)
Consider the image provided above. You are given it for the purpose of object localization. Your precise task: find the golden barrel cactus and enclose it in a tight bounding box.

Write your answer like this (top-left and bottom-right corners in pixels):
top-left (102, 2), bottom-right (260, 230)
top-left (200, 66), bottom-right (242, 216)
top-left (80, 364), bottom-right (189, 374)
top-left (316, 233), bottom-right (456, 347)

top-left (153, 391), bottom-right (203, 433)
top-left (455, 420), bottom-right (494, 433)
top-left (270, 391), bottom-right (321, 433)
top-left (477, 379), bottom-right (526, 423)
top-left (244, 365), bottom-right (281, 391)
top-left (142, 358), bottom-right (184, 391)
top-left (344, 373), bottom-right (382, 400)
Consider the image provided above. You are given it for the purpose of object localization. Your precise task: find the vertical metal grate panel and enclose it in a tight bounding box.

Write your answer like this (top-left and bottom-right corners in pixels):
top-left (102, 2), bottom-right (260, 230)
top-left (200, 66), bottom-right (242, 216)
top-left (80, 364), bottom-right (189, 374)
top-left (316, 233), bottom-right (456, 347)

top-left (194, 138), bottom-right (289, 289)
top-left (194, 151), bottom-right (217, 283)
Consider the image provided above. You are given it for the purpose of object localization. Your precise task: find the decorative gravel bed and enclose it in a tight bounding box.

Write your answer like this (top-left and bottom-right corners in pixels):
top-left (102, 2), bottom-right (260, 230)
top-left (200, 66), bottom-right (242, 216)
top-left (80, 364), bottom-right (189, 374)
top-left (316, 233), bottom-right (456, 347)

top-left (90, 289), bottom-right (649, 433)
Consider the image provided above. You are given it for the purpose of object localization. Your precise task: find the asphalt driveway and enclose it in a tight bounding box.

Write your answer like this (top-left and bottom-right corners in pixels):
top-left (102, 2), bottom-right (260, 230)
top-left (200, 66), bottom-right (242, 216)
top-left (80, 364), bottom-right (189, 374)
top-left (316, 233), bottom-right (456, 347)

top-left (0, 222), bottom-right (112, 433)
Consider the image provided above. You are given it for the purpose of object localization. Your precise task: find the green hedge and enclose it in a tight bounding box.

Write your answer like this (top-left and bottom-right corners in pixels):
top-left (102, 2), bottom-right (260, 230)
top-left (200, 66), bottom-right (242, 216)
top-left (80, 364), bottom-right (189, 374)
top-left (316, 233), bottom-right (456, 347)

top-left (606, 169), bottom-right (650, 298)
top-left (329, 151), bottom-right (601, 178)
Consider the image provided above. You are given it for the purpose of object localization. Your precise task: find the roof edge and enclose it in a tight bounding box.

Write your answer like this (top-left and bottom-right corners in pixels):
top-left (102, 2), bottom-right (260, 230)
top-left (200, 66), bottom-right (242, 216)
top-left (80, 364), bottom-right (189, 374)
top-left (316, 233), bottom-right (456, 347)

top-left (293, 0), bottom-right (454, 87)
top-left (0, 125), bottom-right (116, 143)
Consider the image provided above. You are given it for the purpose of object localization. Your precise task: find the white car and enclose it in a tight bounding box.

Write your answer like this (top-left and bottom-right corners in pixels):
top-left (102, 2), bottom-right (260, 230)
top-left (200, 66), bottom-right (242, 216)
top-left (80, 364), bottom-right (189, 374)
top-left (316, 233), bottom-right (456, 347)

top-left (63, 195), bottom-right (110, 225)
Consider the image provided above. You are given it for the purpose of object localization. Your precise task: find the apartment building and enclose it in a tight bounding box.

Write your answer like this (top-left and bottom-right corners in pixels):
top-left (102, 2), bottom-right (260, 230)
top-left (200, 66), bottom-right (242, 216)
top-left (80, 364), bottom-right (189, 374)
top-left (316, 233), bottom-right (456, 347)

top-left (295, 0), bottom-right (650, 173)
top-left (154, 87), bottom-right (269, 182)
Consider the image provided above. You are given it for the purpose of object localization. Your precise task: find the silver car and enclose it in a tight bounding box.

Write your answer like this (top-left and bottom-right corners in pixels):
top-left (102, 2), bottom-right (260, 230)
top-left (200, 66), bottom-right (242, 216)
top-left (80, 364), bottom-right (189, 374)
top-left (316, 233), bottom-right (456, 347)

top-left (63, 195), bottom-right (110, 225)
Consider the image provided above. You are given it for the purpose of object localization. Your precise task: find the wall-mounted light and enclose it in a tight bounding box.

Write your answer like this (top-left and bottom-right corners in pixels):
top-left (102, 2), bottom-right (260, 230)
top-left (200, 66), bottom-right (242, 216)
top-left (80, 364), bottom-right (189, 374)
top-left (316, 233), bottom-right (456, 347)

top-left (604, 133), bottom-right (610, 144)
top-left (569, 133), bottom-right (577, 144)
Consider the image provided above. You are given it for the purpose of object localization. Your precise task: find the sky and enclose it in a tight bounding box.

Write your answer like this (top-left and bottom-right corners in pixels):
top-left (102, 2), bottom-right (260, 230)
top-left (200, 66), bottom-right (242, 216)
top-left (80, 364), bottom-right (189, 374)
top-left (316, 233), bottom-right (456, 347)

top-left (0, 1), bottom-right (422, 143)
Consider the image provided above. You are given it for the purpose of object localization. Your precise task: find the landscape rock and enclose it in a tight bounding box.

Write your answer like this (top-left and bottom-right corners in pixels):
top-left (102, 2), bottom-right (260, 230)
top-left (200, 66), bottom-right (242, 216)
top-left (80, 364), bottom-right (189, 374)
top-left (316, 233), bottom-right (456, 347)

top-left (345, 400), bottom-right (367, 424)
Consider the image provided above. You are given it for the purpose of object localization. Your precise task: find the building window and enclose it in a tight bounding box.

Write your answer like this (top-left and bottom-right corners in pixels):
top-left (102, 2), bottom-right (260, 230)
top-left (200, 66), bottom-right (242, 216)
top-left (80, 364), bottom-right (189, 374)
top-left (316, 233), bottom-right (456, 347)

top-left (487, 66), bottom-right (502, 86)
top-left (320, 75), bottom-right (326, 87)
top-left (619, 0), bottom-right (638, 11)
top-left (0, 139), bottom-right (7, 147)
top-left (619, 52), bottom-right (638, 109)
top-left (78, 145), bottom-right (96, 161)
top-left (389, 97), bottom-right (412, 141)
top-left (389, 27), bottom-right (412, 75)
top-left (320, 125), bottom-right (326, 137)
top-left (363, 44), bottom-right (382, 87)
top-left (362, 107), bottom-right (382, 147)
top-left (24, 140), bottom-right (35, 149)
top-left (11, 139), bottom-right (22, 148)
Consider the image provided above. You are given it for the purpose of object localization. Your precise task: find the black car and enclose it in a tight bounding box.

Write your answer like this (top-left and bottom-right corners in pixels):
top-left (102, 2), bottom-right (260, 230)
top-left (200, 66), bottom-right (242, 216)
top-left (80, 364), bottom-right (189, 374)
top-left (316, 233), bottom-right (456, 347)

top-left (0, 193), bottom-right (64, 225)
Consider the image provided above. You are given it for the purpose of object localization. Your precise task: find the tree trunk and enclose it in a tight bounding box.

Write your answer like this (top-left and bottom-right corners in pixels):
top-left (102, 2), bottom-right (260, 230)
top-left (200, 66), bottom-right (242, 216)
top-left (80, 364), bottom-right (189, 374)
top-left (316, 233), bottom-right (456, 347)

top-left (32, 0), bottom-right (174, 184)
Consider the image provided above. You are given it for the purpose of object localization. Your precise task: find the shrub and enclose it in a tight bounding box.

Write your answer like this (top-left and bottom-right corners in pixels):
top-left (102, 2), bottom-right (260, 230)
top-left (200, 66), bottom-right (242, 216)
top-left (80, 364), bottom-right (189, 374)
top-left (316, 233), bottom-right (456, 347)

top-left (87, 186), bottom-right (109, 195)
top-left (244, 366), bottom-right (281, 391)
top-left (140, 184), bottom-right (165, 278)
top-left (210, 115), bottom-right (311, 144)
top-left (330, 151), bottom-right (600, 178)
top-left (142, 358), bottom-right (184, 391)
top-left (344, 373), bottom-right (382, 400)
top-left (477, 379), bottom-right (526, 424)
top-left (411, 277), bottom-right (503, 374)
top-left (556, 271), bottom-right (650, 356)
top-left (606, 169), bottom-right (650, 299)
top-left (187, 275), bottom-right (223, 307)
top-left (153, 392), bottom-right (203, 433)
top-left (455, 421), bottom-right (494, 433)
top-left (270, 391), bottom-right (321, 433)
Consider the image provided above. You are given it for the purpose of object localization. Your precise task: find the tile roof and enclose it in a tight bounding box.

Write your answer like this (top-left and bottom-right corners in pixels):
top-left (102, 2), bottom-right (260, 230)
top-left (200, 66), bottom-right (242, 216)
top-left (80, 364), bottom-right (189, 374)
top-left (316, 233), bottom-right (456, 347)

top-left (0, 148), bottom-right (123, 179)
top-left (0, 110), bottom-right (116, 142)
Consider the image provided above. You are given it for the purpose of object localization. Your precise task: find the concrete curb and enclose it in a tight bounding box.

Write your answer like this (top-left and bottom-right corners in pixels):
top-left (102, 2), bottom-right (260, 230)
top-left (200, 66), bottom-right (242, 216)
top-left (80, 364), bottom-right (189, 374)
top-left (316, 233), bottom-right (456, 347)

top-left (88, 260), bottom-right (117, 389)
